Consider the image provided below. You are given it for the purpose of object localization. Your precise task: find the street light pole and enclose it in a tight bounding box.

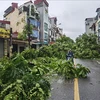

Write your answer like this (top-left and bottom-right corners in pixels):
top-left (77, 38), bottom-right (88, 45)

top-left (28, 18), bottom-right (31, 48)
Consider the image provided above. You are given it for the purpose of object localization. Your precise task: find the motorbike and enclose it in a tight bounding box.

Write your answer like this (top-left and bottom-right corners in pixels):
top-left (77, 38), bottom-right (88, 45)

top-left (66, 55), bottom-right (74, 63)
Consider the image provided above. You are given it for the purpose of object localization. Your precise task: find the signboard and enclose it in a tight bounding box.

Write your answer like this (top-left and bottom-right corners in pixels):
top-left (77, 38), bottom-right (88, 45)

top-left (0, 28), bottom-right (10, 38)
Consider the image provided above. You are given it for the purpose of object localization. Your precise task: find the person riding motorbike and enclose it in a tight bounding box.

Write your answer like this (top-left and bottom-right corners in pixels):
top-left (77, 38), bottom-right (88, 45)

top-left (66, 49), bottom-right (74, 62)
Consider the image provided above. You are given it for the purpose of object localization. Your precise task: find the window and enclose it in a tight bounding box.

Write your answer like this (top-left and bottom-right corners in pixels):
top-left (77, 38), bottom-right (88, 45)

top-left (98, 22), bottom-right (100, 29)
top-left (86, 23), bottom-right (89, 26)
top-left (0, 23), bottom-right (5, 28)
top-left (44, 23), bottom-right (48, 31)
top-left (44, 32), bottom-right (48, 39)
top-left (98, 32), bottom-right (100, 36)
top-left (31, 5), bottom-right (35, 16)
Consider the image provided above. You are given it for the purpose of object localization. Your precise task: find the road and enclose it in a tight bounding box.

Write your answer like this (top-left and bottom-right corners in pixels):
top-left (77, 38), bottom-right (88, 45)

top-left (48, 59), bottom-right (100, 100)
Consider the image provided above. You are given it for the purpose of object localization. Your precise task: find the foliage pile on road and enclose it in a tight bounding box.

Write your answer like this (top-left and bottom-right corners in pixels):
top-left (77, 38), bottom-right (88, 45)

top-left (0, 49), bottom-right (91, 100)
top-left (54, 59), bottom-right (90, 79)
top-left (0, 35), bottom-right (92, 100)
top-left (76, 64), bottom-right (91, 78)
top-left (37, 36), bottom-right (75, 59)
top-left (0, 55), bottom-right (51, 100)
top-left (74, 33), bottom-right (100, 59)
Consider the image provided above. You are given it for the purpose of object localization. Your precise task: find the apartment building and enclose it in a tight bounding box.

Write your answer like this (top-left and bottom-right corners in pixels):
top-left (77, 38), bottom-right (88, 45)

top-left (85, 17), bottom-right (96, 34)
top-left (34, 0), bottom-right (49, 45)
top-left (4, 1), bottom-right (40, 52)
top-left (56, 27), bottom-right (63, 39)
top-left (2, 0), bottom-right (63, 53)
top-left (50, 17), bottom-right (57, 42)
top-left (95, 8), bottom-right (100, 43)
top-left (86, 7), bottom-right (100, 43)
top-left (49, 17), bottom-right (63, 43)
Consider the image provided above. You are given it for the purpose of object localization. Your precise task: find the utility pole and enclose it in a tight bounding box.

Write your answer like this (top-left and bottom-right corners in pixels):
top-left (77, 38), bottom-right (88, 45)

top-left (9, 28), bottom-right (12, 57)
top-left (28, 18), bottom-right (31, 48)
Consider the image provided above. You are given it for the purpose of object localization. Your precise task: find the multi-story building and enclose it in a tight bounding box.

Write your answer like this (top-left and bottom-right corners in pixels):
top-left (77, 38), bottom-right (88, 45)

top-left (49, 17), bottom-right (57, 42)
top-left (0, 20), bottom-right (10, 57)
top-left (55, 27), bottom-right (63, 40)
top-left (34, 0), bottom-right (49, 45)
top-left (85, 17), bottom-right (96, 34)
top-left (48, 17), bottom-right (63, 44)
top-left (3, 1), bottom-right (40, 52)
top-left (88, 8), bottom-right (100, 43)
top-left (2, 0), bottom-right (62, 54)
top-left (95, 8), bottom-right (100, 43)
top-left (48, 17), bottom-right (52, 43)
top-left (85, 7), bottom-right (100, 43)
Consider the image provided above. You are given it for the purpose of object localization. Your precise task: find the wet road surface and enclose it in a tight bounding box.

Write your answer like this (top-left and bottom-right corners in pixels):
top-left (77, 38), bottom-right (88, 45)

top-left (48, 59), bottom-right (100, 100)
top-left (76, 59), bottom-right (100, 100)
top-left (49, 77), bottom-right (74, 100)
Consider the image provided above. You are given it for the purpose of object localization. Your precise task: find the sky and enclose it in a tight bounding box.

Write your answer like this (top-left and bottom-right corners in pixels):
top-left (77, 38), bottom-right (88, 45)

top-left (0, 0), bottom-right (100, 40)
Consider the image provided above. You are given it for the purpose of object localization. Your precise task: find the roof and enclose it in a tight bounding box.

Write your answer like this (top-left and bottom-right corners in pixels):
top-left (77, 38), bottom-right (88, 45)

top-left (96, 8), bottom-right (100, 12)
top-left (85, 17), bottom-right (94, 21)
top-left (50, 17), bottom-right (57, 21)
top-left (24, 0), bottom-right (33, 4)
top-left (34, 0), bottom-right (49, 7)
top-left (4, 3), bottom-right (18, 17)
top-left (50, 17), bottom-right (57, 19)
top-left (0, 20), bottom-right (10, 24)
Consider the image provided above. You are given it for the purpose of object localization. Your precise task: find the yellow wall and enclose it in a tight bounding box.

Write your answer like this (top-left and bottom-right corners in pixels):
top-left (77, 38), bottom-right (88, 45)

top-left (5, 8), bottom-right (27, 33)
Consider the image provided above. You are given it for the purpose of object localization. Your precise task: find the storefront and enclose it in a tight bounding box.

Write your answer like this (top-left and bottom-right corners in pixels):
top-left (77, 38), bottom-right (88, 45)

top-left (0, 20), bottom-right (10, 58)
top-left (0, 38), bottom-right (4, 57)
top-left (12, 39), bottom-right (27, 53)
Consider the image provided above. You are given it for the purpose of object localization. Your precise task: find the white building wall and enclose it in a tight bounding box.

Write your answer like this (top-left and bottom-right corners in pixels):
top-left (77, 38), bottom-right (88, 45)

top-left (36, 2), bottom-right (49, 43)
top-left (36, 5), bottom-right (44, 41)
top-left (95, 19), bottom-right (100, 43)
top-left (85, 18), bottom-right (95, 34)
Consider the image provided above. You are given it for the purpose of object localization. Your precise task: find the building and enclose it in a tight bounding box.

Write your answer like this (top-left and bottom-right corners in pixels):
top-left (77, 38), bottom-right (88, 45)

top-left (34, 0), bottom-right (49, 45)
top-left (0, 20), bottom-right (10, 57)
top-left (55, 27), bottom-right (63, 40)
top-left (48, 17), bottom-right (57, 42)
top-left (85, 7), bottom-right (100, 44)
top-left (49, 17), bottom-right (63, 44)
top-left (95, 8), bottom-right (100, 43)
top-left (48, 17), bottom-right (52, 43)
top-left (85, 17), bottom-right (96, 34)
top-left (3, 1), bottom-right (41, 52)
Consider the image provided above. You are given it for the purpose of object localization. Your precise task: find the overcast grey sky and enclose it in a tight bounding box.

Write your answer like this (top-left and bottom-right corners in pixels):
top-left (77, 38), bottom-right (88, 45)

top-left (0, 0), bottom-right (100, 40)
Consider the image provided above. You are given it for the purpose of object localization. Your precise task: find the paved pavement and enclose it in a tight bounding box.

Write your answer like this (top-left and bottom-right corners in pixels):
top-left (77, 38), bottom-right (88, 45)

top-left (48, 59), bottom-right (100, 100)
top-left (49, 77), bottom-right (74, 100)
top-left (76, 59), bottom-right (100, 100)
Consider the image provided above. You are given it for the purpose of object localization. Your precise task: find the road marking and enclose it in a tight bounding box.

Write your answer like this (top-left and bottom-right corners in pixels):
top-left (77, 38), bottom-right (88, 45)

top-left (74, 78), bottom-right (80, 100)
top-left (74, 59), bottom-right (80, 100)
